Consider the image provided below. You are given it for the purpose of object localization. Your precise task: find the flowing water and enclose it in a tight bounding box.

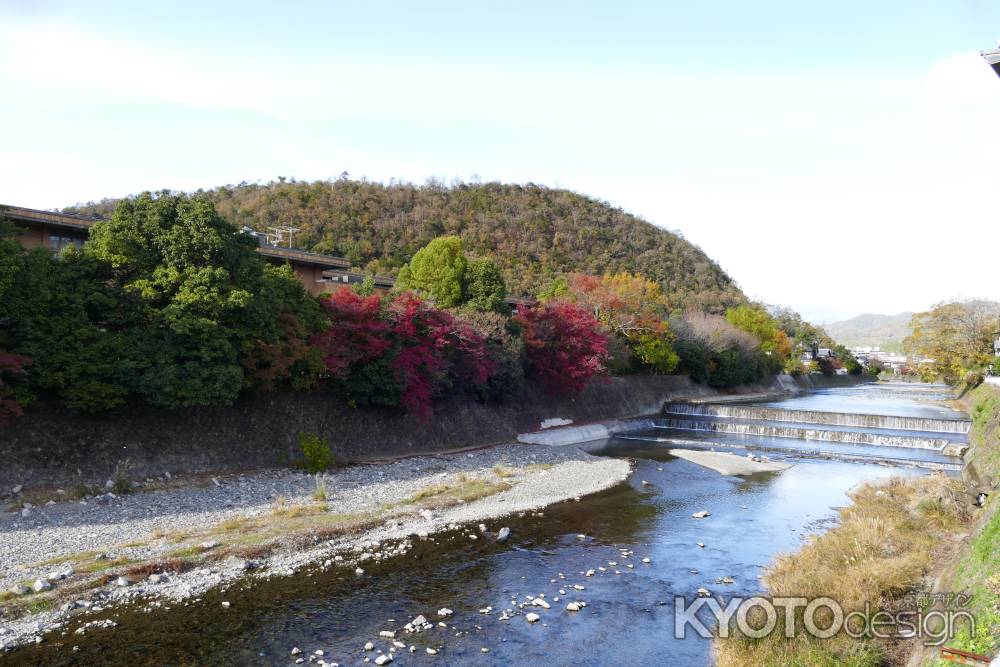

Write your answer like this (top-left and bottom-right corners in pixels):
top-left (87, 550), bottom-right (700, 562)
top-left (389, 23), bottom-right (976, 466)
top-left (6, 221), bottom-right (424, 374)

top-left (3, 382), bottom-right (966, 666)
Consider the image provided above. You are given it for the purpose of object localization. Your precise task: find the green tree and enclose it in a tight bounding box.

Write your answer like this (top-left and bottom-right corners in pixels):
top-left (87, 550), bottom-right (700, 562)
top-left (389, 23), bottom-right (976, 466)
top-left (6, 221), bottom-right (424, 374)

top-left (396, 235), bottom-right (467, 307)
top-left (464, 258), bottom-right (508, 313)
top-left (0, 243), bottom-right (135, 412)
top-left (85, 192), bottom-right (282, 408)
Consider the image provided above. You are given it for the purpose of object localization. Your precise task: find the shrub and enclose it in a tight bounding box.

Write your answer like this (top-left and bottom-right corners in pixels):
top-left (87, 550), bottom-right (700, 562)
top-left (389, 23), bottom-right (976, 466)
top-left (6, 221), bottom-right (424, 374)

top-left (298, 432), bottom-right (333, 473)
top-left (670, 310), bottom-right (771, 388)
top-left (0, 351), bottom-right (30, 425)
top-left (310, 288), bottom-right (496, 417)
top-left (514, 300), bottom-right (610, 395)
top-left (386, 292), bottom-right (495, 417)
top-left (965, 369), bottom-right (985, 389)
top-left (111, 459), bottom-right (134, 495)
top-left (457, 308), bottom-right (525, 400)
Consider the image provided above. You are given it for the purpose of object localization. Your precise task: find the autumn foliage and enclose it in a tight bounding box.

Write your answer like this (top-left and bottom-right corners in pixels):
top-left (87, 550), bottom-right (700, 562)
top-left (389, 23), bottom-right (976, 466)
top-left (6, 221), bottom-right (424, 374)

top-left (0, 351), bottom-right (31, 426)
top-left (311, 287), bottom-right (495, 418)
top-left (514, 300), bottom-right (610, 395)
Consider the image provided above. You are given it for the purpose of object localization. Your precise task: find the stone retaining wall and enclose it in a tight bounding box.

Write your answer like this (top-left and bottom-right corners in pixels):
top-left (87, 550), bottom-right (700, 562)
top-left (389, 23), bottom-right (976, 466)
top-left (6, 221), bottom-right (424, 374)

top-left (0, 374), bottom-right (859, 490)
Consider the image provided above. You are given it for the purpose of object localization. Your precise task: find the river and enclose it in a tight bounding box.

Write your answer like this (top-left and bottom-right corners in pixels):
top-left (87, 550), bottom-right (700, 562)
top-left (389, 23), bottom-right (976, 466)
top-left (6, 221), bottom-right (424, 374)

top-left (3, 382), bottom-right (968, 666)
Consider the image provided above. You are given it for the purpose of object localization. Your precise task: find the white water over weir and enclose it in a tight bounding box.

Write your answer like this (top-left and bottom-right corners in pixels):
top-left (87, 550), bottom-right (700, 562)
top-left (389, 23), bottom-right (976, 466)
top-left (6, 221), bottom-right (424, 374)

top-left (662, 403), bottom-right (971, 434)
top-left (654, 417), bottom-right (961, 452)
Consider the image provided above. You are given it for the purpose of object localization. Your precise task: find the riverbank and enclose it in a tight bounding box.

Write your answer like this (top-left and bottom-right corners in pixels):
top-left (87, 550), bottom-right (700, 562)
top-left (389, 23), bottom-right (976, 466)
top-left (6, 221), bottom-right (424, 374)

top-left (712, 383), bottom-right (1000, 667)
top-left (0, 373), bottom-right (860, 491)
top-left (0, 443), bottom-right (629, 652)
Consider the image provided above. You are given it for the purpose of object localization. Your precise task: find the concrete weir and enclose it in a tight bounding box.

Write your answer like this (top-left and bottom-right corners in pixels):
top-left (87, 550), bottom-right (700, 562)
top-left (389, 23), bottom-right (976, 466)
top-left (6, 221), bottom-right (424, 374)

top-left (654, 416), bottom-right (964, 454)
top-left (662, 403), bottom-right (971, 435)
top-left (518, 381), bottom-right (969, 471)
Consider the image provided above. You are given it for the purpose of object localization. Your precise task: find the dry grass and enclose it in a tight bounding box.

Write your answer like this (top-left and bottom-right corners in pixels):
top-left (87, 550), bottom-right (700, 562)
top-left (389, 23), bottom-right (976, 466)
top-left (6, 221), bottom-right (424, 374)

top-left (492, 464), bottom-right (516, 479)
top-left (402, 475), bottom-right (510, 510)
top-left (715, 474), bottom-right (973, 667)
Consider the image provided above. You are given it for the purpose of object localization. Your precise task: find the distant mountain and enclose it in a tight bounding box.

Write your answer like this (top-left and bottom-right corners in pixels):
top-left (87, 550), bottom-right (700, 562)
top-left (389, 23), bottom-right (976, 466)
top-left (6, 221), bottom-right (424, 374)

top-left (824, 312), bottom-right (913, 352)
top-left (62, 179), bottom-right (746, 311)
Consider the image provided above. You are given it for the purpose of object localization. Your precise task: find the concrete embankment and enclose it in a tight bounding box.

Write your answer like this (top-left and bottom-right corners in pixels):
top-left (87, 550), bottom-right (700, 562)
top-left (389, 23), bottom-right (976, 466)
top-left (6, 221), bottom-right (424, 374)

top-left (0, 374), bottom-right (831, 490)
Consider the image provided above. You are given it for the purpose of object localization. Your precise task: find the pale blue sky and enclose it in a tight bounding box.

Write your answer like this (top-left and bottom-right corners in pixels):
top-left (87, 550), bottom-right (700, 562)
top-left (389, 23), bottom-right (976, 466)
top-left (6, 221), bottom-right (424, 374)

top-left (2, 1), bottom-right (1000, 322)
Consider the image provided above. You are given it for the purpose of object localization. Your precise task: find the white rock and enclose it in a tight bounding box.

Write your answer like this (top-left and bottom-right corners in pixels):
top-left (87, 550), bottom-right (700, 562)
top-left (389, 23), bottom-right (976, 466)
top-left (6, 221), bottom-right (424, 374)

top-left (525, 613), bottom-right (540, 623)
top-left (379, 630), bottom-right (396, 639)
top-left (375, 655), bottom-right (393, 665)
top-left (496, 527), bottom-right (510, 542)
top-left (221, 601), bottom-right (231, 608)
top-left (114, 577), bottom-right (130, 587)
top-left (355, 567), bottom-right (365, 575)
top-left (291, 647), bottom-right (302, 655)
top-left (691, 511), bottom-right (711, 519)
top-left (566, 602), bottom-right (581, 612)
top-left (531, 598), bottom-right (550, 609)
top-left (11, 485), bottom-right (22, 495)
top-left (697, 587), bottom-right (711, 598)
top-left (437, 608), bottom-right (453, 617)
top-left (641, 557), bottom-right (651, 564)
top-left (32, 579), bottom-right (52, 593)
top-left (364, 642), bottom-right (374, 651)
top-left (426, 648), bottom-right (438, 655)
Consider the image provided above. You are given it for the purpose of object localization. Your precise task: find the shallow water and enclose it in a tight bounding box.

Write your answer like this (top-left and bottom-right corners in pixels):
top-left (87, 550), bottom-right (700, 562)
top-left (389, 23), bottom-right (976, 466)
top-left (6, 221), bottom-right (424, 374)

top-left (2, 384), bottom-right (953, 666)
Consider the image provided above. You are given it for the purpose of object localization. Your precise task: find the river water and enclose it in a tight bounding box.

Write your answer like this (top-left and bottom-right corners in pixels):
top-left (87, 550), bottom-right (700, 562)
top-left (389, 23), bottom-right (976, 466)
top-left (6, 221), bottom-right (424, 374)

top-left (3, 382), bottom-right (967, 666)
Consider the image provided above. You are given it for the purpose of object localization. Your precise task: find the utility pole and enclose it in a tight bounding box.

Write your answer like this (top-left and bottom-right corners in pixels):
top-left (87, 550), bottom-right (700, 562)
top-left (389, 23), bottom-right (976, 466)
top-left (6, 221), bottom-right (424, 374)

top-left (267, 226), bottom-right (301, 248)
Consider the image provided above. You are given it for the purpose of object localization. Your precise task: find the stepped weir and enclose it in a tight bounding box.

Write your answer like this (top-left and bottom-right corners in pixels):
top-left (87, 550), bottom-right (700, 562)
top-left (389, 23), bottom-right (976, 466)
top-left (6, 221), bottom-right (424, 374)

top-left (613, 381), bottom-right (970, 471)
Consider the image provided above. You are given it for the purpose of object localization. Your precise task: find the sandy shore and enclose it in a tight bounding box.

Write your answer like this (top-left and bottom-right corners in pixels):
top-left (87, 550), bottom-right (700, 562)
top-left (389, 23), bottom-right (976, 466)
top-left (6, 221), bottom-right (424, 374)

top-left (0, 443), bottom-right (630, 651)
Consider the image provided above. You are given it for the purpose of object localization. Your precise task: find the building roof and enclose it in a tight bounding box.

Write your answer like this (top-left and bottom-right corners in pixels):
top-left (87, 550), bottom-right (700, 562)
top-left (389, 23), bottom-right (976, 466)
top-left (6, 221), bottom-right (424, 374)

top-left (2, 203), bottom-right (351, 270)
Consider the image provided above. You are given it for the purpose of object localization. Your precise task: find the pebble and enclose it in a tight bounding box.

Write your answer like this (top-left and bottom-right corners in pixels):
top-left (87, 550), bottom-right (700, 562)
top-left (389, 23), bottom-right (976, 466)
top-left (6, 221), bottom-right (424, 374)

top-left (291, 647), bottom-right (301, 655)
top-left (221, 601), bottom-right (230, 608)
top-left (364, 642), bottom-right (374, 651)
top-left (641, 557), bottom-right (651, 564)
top-left (697, 587), bottom-right (711, 598)
top-left (426, 648), bottom-right (437, 655)
top-left (374, 655), bottom-right (393, 665)
top-left (32, 579), bottom-right (51, 593)
top-left (379, 631), bottom-right (396, 639)
top-left (525, 613), bottom-right (540, 623)
top-left (566, 602), bottom-right (580, 612)
top-left (691, 511), bottom-right (711, 519)
top-left (437, 608), bottom-right (453, 618)
top-left (355, 568), bottom-right (365, 576)
top-left (496, 527), bottom-right (510, 542)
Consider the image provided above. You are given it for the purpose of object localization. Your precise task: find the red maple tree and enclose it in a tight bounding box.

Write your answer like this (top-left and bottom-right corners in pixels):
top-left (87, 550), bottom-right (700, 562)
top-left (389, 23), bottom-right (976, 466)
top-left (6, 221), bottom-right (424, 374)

top-left (515, 300), bottom-right (610, 395)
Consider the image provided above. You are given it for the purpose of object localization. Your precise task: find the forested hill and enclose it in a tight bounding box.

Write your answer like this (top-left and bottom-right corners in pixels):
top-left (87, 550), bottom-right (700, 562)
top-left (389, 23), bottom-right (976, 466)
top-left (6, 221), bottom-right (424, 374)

top-left (824, 312), bottom-right (913, 352)
top-left (64, 179), bottom-right (745, 310)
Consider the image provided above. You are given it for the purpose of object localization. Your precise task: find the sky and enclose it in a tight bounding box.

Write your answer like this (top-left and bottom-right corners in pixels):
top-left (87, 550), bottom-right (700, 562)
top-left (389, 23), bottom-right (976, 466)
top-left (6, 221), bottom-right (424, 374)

top-left (2, 1), bottom-right (1000, 323)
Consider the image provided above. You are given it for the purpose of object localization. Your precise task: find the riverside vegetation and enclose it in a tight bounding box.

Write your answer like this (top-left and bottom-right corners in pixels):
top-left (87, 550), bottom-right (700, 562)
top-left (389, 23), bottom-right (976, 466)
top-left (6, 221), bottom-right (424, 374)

top-left (0, 188), bottom-right (857, 431)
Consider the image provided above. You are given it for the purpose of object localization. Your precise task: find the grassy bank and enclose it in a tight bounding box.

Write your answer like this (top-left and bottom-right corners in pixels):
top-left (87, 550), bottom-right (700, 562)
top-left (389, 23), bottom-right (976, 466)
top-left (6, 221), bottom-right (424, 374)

top-left (715, 384), bottom-right (1000, 666)
top-left (929, 383), bottom-right (1000, 661)
top-left (714, 476), bottom-right (973, 666)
